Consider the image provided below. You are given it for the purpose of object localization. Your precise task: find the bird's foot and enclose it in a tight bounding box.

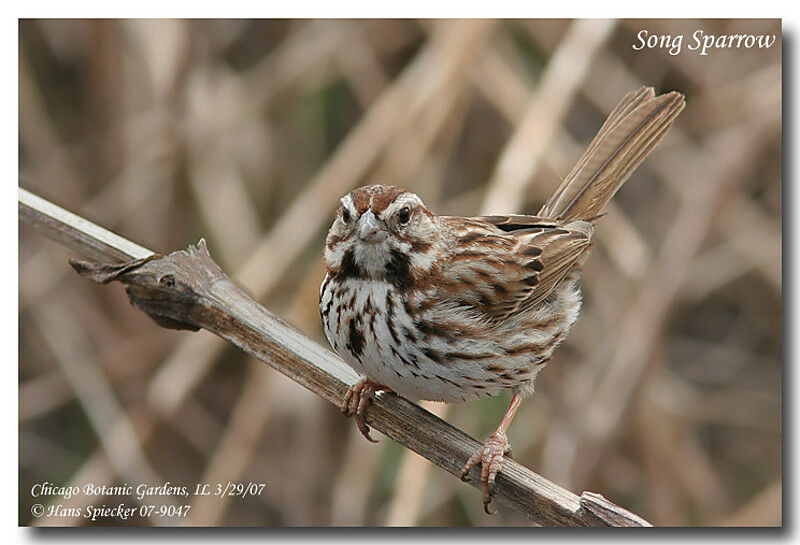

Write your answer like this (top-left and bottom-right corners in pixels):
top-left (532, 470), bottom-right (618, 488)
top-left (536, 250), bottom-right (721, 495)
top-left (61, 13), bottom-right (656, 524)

top-left (341, 378), bottom-right (389, 443)
top-left (460, 430), bottom-right (512, 514)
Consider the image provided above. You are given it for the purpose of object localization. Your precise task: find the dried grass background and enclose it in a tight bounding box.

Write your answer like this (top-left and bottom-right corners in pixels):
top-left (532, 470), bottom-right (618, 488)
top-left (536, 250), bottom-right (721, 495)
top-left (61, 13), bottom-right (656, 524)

top-left (19, 19), bottom-right (781, 526)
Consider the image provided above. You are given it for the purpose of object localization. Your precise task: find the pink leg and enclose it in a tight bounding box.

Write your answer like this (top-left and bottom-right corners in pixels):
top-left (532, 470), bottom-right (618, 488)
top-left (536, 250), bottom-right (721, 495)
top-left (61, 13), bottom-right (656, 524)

top-left (341, 377), bottom-right (390, 443)
top-left (460, 393), bottom-right (522, 514)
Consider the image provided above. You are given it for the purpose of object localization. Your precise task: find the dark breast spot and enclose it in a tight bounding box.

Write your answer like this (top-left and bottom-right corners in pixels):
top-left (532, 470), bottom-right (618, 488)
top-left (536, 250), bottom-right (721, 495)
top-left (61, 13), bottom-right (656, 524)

top-left (415, 319), bottom-right (448, 338)
top-left (385, 291), bottom-right (395, 317)
top-left (348, 318), bottom-right (365, 358)
top-left (387, 315), bottom-right (401, 345)
top-left (423, 348), bottom-right (443, 364)
top-left (336, 249), bottom-right (361, 281)
top-left (385, 249), bottom-right (413, 291)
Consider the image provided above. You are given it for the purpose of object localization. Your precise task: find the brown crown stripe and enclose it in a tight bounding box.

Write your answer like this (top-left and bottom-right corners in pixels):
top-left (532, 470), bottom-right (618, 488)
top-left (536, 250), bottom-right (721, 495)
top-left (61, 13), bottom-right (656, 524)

top-left (349, 184), bottom-right (404, 214)
top-left (371, 185), bottom-right (407, 213)
top-left (350, 189), bottom-right (372, 215)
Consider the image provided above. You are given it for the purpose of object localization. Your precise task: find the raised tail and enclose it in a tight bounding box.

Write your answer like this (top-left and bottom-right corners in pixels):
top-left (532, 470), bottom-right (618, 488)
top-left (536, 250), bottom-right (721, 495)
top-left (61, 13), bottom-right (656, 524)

top-left (539, 86), bottom-right (685, 222)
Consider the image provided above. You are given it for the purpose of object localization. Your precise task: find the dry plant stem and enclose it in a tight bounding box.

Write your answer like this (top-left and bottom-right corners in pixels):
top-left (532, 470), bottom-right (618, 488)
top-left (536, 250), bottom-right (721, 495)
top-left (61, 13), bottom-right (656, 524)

top-left (569, 115), bottom-right (779, 480)
top-left (30, 300), bottom-right (176, 527)
top-left (384, 400), bottom-right (450, 525)
top-left (20, 371), bottom-right (72, 421)
top-left (19, 189), bottom-right (153, 262)
top-left (717, 480), bottom-right (781, 527)
top-left (186, 362), bottom-right (273, 525)
top-left (480, 19), bottom-right (616, 214)
top-left (331, 425), bottom-right (384, 524)
top-left (19, 188), bottom-right (650, 527)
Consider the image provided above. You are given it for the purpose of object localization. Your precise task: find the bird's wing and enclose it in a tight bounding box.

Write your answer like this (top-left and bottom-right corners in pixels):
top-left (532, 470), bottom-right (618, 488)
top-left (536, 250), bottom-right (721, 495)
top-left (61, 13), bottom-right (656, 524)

top-left (437, 215), bottom-right (593, 321)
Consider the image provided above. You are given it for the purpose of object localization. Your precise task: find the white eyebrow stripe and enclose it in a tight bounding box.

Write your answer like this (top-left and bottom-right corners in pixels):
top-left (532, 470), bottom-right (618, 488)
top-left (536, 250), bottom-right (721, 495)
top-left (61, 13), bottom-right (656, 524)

top-left (382, 193), bottom-right (423, 219)
top-left (340, 194), bottom-right (356, 213)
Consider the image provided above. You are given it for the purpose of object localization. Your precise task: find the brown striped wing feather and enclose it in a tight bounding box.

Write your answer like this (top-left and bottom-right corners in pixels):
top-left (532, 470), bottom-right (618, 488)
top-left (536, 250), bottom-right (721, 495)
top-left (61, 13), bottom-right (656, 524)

top-left (438, 215), bottom-right (593, 322)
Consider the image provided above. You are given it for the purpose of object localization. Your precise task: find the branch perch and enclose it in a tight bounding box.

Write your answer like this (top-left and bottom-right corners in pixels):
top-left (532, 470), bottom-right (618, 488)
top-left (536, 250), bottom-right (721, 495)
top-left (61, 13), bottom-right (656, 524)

top-left (19, 187), bottom-right (651, 527)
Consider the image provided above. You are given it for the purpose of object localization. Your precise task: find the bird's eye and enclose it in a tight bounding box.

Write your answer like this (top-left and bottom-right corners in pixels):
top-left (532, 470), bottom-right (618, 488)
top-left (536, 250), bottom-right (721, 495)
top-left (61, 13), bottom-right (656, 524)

top-left (397, 207), bottom-right (411, 225)
top-left (341, 208), bottom-right (351, 222)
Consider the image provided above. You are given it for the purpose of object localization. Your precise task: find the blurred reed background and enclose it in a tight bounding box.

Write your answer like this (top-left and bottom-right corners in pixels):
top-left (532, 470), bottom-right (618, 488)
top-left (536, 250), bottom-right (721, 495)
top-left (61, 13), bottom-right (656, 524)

top-left (19, 19), bottom-right (781, 526)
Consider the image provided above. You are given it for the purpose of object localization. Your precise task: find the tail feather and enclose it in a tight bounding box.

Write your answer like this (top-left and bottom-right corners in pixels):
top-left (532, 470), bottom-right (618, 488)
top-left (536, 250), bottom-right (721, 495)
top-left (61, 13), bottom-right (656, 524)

top-left (539, 86), bottom-right (685, 222)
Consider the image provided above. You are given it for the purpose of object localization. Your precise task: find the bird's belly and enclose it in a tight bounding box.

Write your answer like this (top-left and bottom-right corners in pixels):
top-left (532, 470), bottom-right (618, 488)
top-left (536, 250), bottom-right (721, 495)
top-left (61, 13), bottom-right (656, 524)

top-left (320, 277), bottom-right (579, 403)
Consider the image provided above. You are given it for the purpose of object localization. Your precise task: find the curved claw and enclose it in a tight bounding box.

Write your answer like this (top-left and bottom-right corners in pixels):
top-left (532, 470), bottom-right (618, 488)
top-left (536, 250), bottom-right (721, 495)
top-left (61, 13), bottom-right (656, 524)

top-left (341, 378), bottom-right (388, 442)
top-left (484, 495), bottom-right (496, 515)
top-left (460, 430), bottom-right (510, 515)
top-left (354, 414), bottom-right (379, 443)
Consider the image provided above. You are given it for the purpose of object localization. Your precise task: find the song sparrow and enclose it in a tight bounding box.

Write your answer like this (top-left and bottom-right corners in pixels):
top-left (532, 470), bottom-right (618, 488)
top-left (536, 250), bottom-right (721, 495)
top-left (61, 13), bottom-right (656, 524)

top-left (319, 87), bottom-right (685, 513)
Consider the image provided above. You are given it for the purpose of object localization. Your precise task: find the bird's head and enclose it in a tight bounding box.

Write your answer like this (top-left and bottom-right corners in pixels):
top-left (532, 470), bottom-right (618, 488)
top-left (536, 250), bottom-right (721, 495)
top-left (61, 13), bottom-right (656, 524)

top-left (324, 185), bottom-right (442, 281)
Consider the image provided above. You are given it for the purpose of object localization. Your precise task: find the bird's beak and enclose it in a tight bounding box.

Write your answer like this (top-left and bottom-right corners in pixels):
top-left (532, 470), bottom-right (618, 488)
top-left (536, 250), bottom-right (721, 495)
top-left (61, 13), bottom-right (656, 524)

top-left (357, 210), bottom-right (387, 242)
